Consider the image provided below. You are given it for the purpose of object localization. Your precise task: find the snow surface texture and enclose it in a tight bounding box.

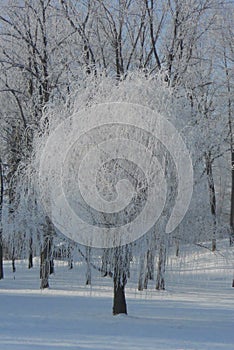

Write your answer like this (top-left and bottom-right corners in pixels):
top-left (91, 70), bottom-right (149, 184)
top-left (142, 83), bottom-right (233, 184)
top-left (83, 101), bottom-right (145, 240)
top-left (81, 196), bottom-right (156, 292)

top-left (0, 242), bottom-right (233, 350)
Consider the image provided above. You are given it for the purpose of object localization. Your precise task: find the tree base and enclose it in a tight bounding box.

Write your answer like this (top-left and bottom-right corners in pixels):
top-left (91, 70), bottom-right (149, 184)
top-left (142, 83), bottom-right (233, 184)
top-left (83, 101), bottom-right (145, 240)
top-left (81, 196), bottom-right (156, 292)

top-left (211, 238), bottom-right (216, 252)
top-left (28, 254), bottom-right (33, 269)
top-left (40, 279), bottom-right (49, 289)
top-left (113, 286), bottom-right (127, 315)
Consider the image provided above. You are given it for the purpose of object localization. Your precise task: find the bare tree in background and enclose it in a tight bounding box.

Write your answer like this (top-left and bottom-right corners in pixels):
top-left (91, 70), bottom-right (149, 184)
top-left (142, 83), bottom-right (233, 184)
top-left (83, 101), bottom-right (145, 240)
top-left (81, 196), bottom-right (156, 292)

top-left (0, 157), bottom-right (4, 279)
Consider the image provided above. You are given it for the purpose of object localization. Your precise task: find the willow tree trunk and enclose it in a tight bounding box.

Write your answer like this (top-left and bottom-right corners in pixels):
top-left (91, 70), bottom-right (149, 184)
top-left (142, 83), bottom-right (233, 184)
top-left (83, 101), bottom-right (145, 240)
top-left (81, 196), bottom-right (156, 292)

top-left (112, 247), bottom-right (127, 315)
top-left (101, 248), bottom-right (113, 277)
top-left (113, 273), bottom-right (127, 315)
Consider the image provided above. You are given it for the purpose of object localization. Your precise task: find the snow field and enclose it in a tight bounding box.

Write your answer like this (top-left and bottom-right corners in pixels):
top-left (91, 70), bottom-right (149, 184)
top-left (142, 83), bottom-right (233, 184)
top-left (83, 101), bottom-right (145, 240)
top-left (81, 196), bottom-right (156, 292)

top-left (0, 240), bottom-right (233, 350)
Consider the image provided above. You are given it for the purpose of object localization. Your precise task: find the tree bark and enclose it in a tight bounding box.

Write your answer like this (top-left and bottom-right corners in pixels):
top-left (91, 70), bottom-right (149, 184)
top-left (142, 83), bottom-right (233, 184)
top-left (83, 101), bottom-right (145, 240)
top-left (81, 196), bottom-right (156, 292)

top-left (12, 249), bottom-right (16, 273)
top-left (68, 245), bottom-right (73, 269)
top-left (205, 152), bottom-right (217, 251)
top-left (28, 251), bottom-right (33, 269)
top-left (28, 237), bottom-right (33, 269)
top-left (0, 238), bottom-right (3, 280)
top-left (175, 239), bottom-right (180, 257)
top-left (40, 218), bottom-right (54, 289)
top-left (146, 249), bottom-right (154, 280)
top-left (113, 282), bottom-right (127, 315)
top-left (143, 249), bottom-right (155, 290)
top-left (101, 248), bottom-right (112, 277)
top-left (50, 257), bottom-right (54, 275)
top-left (112, 247), bottom-right (127, 315)
top-left (40, 236), bottom-right (50, 289)
top-left (0, 157), bottom-right (4, 279)
top-left (224, 50), bottom-right (234, 247)
top-left (156, 243), bottom-right (166, 290)
top-left (230, 150), bottom-right (234, 246)
top-left (85, 246), bottom-right (91, 285)
top-left (138, 253), bottom-right (145, 291)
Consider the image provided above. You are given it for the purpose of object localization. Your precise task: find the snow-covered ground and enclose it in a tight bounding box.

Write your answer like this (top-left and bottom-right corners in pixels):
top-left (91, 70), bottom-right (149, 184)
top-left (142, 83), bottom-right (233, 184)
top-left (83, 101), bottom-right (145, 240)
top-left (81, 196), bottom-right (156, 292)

top-left (0, 241), bottom-right (233, 350)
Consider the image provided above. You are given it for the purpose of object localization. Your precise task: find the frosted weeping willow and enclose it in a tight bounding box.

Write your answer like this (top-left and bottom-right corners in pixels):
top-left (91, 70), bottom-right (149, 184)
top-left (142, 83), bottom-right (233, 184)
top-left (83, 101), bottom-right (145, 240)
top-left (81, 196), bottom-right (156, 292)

top-left (39, 99), bottom-right (193, 249)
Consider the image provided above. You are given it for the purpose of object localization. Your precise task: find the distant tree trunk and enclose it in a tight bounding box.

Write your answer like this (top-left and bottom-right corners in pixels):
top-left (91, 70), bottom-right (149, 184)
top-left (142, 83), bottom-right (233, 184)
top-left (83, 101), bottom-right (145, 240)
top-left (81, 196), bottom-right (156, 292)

top-left (231, 148), bottom-right (234, 288)
top-left (143, 273), bottom-right (148, 290)
top-left (224, 51), bottom-right (234, 247)
top-left (11, 246), bottom-right (16, 273)
top-left (68, 245), bottom-right (73, 269)
top-left (49, 235), bottom-right (54, 275)
top-left (146, 249), bottom-right (154, 280)
top-left (0, 233), bottom-right (3, 280)
top-left (175, 239), bottom-right (180, 257)
top-left (112, 247), bottom-right (127, 315)
top-left (12, 260), bottom-right (16, 273)
top-left (0, 157), bottom-right (4, 279)
top-left (0, 237), bottom-right (3, 280)
top-left (174, 233), bottom-right (181, 257)
top-left (230, 150), bottom-right (234, 246)
top-left (138, 253), bottom-right (145, 291)
top-left (40, 217), bottom-right (54, 289)
top-left (205, 152), bottom-right (217, 251)
top-left (28, 252), bottom-right (33, 269)
top-left (68, 258), bottom-right (73, 269)
top-left (50, 256), bottom-right (54, 275)
top-left (143, 249), bottom-right (155, 290)
top-left (40, 236), bottom-right (50, 289)
top-left (85, 246), bottom-right (91, 285)
top-left (28, 236), bottom-right (33, 269)
top-left (156, 243), bottom-right (166, 290)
